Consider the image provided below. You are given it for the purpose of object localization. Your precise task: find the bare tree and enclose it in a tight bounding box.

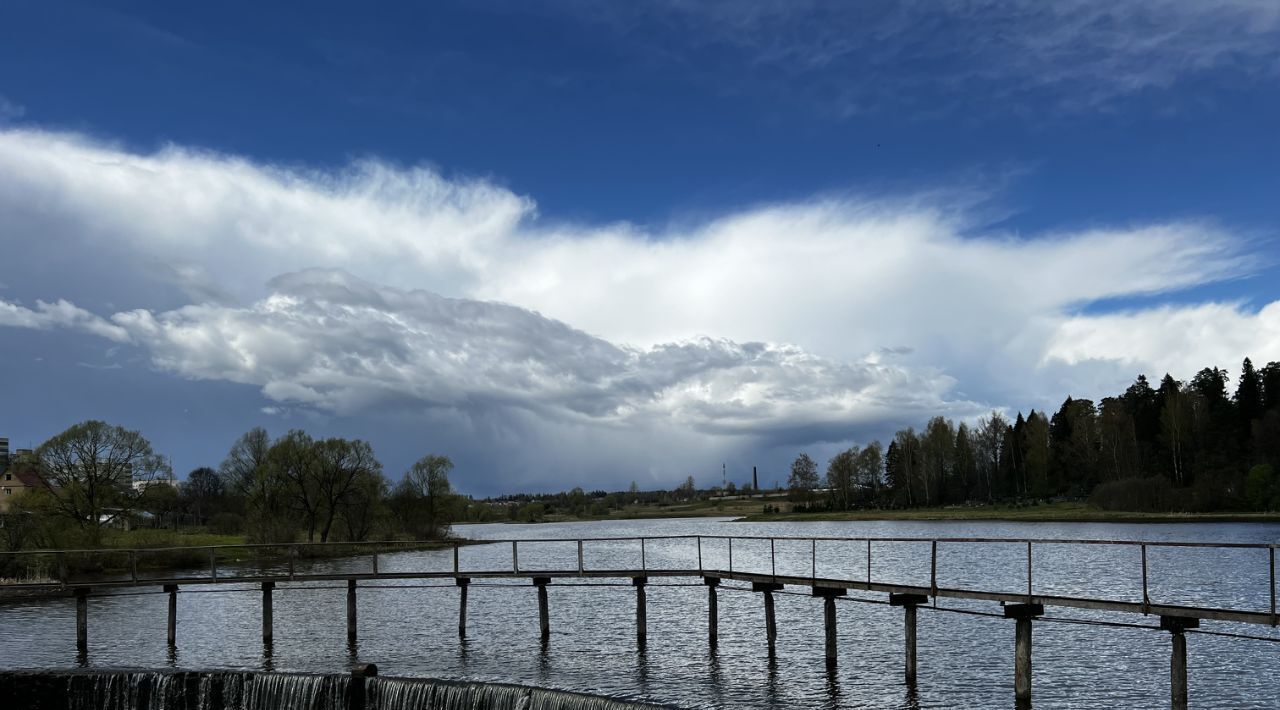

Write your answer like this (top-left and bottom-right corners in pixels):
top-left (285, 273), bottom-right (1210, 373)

top-left (183, 467), bottom-right (224, 523)
top-left (788, 453), bottom-right (820, 502)
top-left (407, 454), bottom-right (454, 539)
top-left (339, 467), bottom-right (387, 542)
top-left (34, 420), bottom-right (170, 543)
top-left (219, 427), bottom-right (291, 542)
top-left (826, 448), bottom-right (857, 510)
top-left (269, 430), bottom-right (324, 542)
top-left (313, 438), bottom-right (382, 542)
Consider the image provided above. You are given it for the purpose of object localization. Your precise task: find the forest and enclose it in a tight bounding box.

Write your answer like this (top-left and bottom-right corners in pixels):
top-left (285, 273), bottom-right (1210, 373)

top-left (792, 358), bottom-right (1280, 513)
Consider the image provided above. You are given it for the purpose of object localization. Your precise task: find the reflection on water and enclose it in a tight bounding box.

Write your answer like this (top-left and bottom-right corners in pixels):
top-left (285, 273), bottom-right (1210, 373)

top-left (3, 518), bottom-right (1280, 709)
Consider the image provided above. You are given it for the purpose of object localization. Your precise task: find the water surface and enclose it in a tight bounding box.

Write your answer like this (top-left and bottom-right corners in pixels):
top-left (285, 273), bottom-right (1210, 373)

top-left (3, 518), bottom-right (1278, 709)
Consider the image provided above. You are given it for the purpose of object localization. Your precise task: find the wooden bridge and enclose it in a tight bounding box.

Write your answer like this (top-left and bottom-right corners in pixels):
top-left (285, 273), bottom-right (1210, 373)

top-left (4, 534), bottom-right (1278, 708)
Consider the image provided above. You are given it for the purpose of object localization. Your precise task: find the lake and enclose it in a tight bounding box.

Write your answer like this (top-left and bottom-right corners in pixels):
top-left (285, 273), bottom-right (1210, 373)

top-left (2, 518), bottom-right (1279, 709)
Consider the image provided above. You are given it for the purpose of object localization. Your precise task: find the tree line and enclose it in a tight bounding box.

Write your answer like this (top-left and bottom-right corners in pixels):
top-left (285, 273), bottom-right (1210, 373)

top-left (1, 421), bottom-right (468, 550)
top-left (788, 358), bottom-right (1280, 512)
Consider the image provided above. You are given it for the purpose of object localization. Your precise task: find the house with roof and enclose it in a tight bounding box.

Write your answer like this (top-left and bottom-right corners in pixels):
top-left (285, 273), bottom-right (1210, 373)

top-left (0, 437), bottom-right (41, 513)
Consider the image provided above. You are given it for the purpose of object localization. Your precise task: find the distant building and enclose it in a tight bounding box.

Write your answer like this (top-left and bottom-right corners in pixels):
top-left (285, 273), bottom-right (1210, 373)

top-left (1, 439), bottom-right (42, 514)
top-left (132, 476), bottom-right (180, 493)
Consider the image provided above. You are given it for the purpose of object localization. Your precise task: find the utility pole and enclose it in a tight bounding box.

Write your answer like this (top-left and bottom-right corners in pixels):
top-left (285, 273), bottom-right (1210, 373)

top-left (722, 462), bottom-right (727, 491)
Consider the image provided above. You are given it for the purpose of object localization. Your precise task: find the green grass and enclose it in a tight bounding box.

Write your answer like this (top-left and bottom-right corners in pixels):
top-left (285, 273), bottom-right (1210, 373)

top-left (6, 529), bottom-right (462, 578)
top-left (100, 529), bottom-right (247, 549)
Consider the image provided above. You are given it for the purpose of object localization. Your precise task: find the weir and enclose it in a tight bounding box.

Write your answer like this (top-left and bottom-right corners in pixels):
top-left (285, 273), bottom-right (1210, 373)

top-left (0, 669), bottom-right (667, 710)
top-left (3, 533), bottom-right (1278, 707)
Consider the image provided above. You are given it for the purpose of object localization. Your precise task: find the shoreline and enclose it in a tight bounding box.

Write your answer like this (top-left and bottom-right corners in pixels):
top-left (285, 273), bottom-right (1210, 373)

top-left (737, 501), bottom-right (1280, 524)
top-left (508, 500), bottom-right (1280, 525)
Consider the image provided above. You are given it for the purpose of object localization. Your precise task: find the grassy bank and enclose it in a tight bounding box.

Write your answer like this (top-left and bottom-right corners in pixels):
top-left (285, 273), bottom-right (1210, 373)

top-left (738, 501), bottom-right (1280, 523)
top-left (531, 497), bottom-right (775, 523)
top-left (0, 528), bottom-right (463, 586)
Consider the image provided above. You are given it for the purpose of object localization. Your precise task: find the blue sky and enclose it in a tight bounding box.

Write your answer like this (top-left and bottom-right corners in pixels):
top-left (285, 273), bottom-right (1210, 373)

top-left (2, 1), bottom-right (1278, 493)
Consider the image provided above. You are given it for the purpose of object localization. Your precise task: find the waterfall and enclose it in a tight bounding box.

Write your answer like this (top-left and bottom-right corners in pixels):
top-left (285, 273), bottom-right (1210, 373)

top-left (238, 672), bottom-right (349, 710)
top-left (367, 677), bottom-right (659, 710)
top-left (0, 671), bottom-right (667, 710)
top-left (66, 671), bottom-right (183, 710)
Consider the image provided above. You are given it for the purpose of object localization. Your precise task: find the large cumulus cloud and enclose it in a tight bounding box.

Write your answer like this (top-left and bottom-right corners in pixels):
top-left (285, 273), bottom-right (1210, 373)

top-left (0, 127), bottom-right (1273, 487)
top-left (6, 268), bottom-right (984, 437)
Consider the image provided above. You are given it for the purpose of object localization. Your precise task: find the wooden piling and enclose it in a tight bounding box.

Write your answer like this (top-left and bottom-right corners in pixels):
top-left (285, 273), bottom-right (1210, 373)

top-left (74, 588), bottom-right (89, 654)
top-left (905, 604), bottom-right (918, 682)
top-left (705, 577), bottom-right (720, 649)
top-left (457, 578), bottom-right (470, 638)
top-left (1004, 603), bottom-right (1043, 705)
top-left (633, 576), bottom-right (648, 647)
top-left (1015, 616), bottom-right (1031, 701)
top-left (822, 596), bottom-right (837, 664)
top-left (813, 587), bottom-right (848, 665)
top-left (1171, 629), bottom-right (1187, 710)
top-left (891, 593), bottom-right (928, 684)
top-left (346, 579), bottom-right (358, 643)
top-left (164, 584), bottom-right (178, 647)
top-left (753, 582), bottom-right (783, 654)
top-left (261, 581), bottom-right (275, 644)
top-left (764, 592), bottom-right (776, 653)
top-left (534, 577), bottom-right (551, 640)
top-left (1161, 616), bottom-right (1198, 710)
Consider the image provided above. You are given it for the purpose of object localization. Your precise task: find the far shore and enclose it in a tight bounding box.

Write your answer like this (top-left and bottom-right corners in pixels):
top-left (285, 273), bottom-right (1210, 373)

top-left (735, 501), bottom-right (1280, 524)
top-left (518, 499), bottom-right (1280, 525)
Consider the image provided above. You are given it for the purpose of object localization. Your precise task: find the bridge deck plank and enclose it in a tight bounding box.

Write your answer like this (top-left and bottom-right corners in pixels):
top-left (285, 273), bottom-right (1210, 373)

top-left (6, 568), bottom-right (1273, 626)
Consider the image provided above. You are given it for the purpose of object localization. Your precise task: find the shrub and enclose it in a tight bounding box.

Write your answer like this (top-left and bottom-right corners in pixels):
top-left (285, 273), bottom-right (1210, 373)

top-left (210, 512), bottom-right (244, 536)
top-left (1089, 476), bottom-right (1179, 512)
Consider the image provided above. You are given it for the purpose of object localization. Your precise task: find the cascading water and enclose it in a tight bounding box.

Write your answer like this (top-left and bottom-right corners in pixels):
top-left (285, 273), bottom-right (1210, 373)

top-left (366, 677), bottom-right (657, 710)
top-left (65, 672), bottom-right (180, 710)
top-left (0, 671), bottom-right (668, 710)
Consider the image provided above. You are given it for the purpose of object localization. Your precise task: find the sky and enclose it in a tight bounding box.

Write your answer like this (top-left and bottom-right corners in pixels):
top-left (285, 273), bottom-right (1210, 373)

top-left (1, 0), bottom-right (1279, 495)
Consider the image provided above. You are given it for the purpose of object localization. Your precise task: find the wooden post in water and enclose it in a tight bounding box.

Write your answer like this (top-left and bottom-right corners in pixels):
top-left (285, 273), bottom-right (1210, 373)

top-left (261, 581), bottom-right (275, 644)
top-left (534, 577), bottom-right (551, 640)
top-left (890, 593), bottom-right (929, 684)
top-left (753, 582), bottom-right (783, 655)
top-left (164, 584), bottom-right (178, 647)
top-left (1162, 616), bottom-right (1199, 710)
top-left (705, 576), bottom-right (720, 649)
top-left (346, 579), bottom-right (358, 644)
top-left (764, 593), bottom-right (776, 652)
top-left (633, 576), bottom-right (648, 648)
top-left (1004, 603), bottom-right (1043, 706)
top-left (350, 662), bottom-right (377, 710)
top-left (457, 578), bottom-right (470, 638)
top-left (74, 588), bottom-right (89, 654)
top-left (813, 586), bottom-right (847, 665)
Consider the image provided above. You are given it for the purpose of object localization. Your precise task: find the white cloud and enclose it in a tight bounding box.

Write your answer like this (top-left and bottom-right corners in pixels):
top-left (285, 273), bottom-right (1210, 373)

top-left (0, 297), bottom-right (130, 342)
top-left (84, 270), bottom-right (978, 435)
top-left (0, 126), bottom-right (1268, 456)
top-left (0, 128), bottom-right (1248, 359)
top-left (1047, 301), bottom-right (1280, 378)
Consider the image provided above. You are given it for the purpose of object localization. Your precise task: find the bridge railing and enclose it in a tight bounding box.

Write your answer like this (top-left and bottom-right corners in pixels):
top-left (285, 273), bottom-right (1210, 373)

top-left (1, 534), bottom-right (1276, 623)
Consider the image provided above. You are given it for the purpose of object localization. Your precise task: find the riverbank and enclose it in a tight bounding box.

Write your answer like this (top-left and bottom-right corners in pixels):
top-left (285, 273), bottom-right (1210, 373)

top-left (0, 530), bottom-right (467, 598)
top-left (531, 497), bottom-right (768, 523)
top-left (517, 498), bottom-right (1280, 524)
top-left (738, 501), bottom-right (1280, 523)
